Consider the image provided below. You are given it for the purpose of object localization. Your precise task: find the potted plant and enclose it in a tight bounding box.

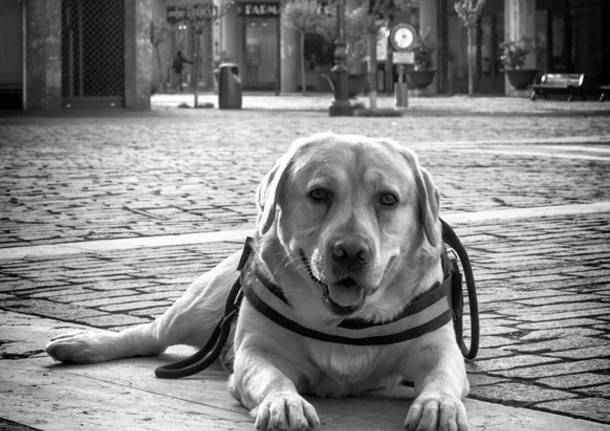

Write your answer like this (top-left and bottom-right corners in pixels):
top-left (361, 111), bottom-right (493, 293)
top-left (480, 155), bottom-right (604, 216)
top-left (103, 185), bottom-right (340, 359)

top-left (500, 36), bottom-right (538, 90)
top-left (407, 28), bottom-right (436, 90)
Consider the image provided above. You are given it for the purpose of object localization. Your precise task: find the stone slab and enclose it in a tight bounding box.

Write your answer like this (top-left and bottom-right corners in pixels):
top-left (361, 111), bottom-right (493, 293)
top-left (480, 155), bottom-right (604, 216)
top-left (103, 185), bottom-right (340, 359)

top-left (1, 311), bottom-right (609, 431)
top-left (1, 202), bottom-right (608, 261)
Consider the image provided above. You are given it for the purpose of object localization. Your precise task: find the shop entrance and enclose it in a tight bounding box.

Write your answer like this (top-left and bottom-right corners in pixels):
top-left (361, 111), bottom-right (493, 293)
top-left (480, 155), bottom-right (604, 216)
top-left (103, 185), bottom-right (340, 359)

top-left (244, 16), bottom-right (279, 90)
top-left (0, 0), bottom-right (22, 109)
top-left (478, 10), bottom-right (504, 94)
top-left (61, 0), bottom-right (125, 108)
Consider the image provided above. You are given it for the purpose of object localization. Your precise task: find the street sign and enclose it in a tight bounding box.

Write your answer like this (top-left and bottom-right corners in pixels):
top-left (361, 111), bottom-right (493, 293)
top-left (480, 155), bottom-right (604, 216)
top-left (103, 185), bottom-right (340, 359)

top-left (393, 51), bottom-right (414, 64)
top-left (167, 4), bottom-right (217, 23)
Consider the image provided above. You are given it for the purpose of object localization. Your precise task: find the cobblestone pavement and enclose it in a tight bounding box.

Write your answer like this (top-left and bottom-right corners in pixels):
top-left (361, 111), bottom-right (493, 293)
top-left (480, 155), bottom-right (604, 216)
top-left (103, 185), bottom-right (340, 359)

top-left (1, 94), bottom-right (609, 426)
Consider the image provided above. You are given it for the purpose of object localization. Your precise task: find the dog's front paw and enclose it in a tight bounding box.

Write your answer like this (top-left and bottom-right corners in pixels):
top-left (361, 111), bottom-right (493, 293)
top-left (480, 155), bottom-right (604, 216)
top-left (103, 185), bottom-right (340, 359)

top-left (45, 332), bottom-right (110, 364)
top-left (404, 392), bottom-right (467, 431)
top-left (253, 392), bottom-right (320, 431)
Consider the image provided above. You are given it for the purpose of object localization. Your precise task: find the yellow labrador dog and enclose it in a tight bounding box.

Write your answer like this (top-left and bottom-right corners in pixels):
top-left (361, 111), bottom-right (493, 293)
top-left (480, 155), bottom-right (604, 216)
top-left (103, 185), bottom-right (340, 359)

top-left (46, 133), bottom-right (469, 431)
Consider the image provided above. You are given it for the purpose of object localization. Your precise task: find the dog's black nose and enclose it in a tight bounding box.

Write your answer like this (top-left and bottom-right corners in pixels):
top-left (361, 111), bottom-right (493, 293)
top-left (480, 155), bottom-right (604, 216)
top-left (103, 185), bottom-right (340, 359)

top-left (332, 239), bottom-right (371, 269)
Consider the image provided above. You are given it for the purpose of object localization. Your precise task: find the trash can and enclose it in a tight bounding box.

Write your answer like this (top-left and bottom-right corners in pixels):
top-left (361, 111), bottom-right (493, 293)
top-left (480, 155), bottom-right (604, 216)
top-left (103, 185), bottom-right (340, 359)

top-left (218, 63), bottom-right (242, 109)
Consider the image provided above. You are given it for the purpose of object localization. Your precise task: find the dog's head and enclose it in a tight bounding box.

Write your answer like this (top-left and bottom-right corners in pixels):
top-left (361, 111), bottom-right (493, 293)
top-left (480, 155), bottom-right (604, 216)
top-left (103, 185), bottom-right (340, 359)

top-left (256, 133), bottom-right (442, 322)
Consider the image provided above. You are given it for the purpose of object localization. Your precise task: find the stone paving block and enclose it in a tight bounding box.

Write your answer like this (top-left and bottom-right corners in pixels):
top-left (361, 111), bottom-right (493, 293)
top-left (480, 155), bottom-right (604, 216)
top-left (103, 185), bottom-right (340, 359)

top-left (544, 345), bottom-right (610, 360)
top-left (79, 313), bottom-right (152, 328)
top-left (471, 382), bottom-right (577, 405)
top-left (520, 327), bottom-right (605, 341)
top-left (514, 307), bottom-right (610, 322)
top-left (49, 288), bottom-right (136, 302)
top-left (27, 286), bottom-right (93, 299)
top-left (515, 294), bottom-right (606, 306)
top-left (537, 373), bottom-right (610, 389)
top-left (128, 306), bottom-right (170, 318)
top-left (516, 318), bottom-right (602, 331)
top-left (511, 336), bottom-right (609, 354)
top-left (99, 300), bottom-right (172, 312)
top-left (469, 354), bottom-right (559, 372)
top-left (469, 347), bottom-right (515, 361)
top-left (576, 384), bottom-right (610, 398)
top-left (0, 298), bottom-right (106, 320)
top-left (70, 294), bottom-right (147, 308)
top-left (468, 373), bottom-right (510, 387)
top-left (535, 397), bottom-right (610, 423)
top-left (478, 335), bottom-right (518, 349)
top-left (492, 359), bottom-right (610, 379)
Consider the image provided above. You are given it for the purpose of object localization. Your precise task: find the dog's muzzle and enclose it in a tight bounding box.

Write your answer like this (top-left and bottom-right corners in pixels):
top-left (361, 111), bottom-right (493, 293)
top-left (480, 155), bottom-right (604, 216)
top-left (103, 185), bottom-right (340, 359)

top-left (299, 250), bottom-right (367, 316)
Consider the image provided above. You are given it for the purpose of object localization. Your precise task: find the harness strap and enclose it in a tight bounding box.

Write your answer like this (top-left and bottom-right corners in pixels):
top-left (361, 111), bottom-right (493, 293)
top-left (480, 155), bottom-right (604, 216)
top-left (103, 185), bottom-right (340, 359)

top-left (242, 267), bottom-right (453, 346)
top-left (155, 219), bottom-right (479, 379)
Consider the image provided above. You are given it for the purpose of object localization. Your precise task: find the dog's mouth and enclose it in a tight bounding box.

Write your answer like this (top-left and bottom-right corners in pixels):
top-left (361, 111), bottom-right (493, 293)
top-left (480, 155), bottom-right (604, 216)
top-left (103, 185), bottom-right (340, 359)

top-left (299, 250), bottom-right (366, 316)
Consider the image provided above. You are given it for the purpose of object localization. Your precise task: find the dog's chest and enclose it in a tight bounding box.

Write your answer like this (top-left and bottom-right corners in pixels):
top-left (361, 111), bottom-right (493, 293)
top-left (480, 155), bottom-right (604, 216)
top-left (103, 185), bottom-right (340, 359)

top-left (308, 344), bottom-right (400, 396)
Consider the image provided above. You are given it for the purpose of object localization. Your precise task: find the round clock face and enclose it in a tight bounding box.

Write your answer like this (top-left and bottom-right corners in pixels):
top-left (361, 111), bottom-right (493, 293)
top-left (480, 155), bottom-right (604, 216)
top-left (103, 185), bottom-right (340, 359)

top-left (390, 24), bottom-right (416, 51)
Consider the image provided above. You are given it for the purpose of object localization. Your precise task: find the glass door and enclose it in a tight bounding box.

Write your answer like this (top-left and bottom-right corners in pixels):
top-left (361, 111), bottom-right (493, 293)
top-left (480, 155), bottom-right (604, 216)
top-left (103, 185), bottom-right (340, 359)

top-left (244, 17), bottom-right (278, 90)
top-left (478, 12), bottom-right (504, 94)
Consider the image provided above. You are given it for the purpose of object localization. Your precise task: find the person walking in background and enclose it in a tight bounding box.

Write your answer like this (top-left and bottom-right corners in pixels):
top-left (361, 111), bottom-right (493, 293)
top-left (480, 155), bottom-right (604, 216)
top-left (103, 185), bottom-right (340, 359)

top-left (172, 50), bottom-right (192, 91)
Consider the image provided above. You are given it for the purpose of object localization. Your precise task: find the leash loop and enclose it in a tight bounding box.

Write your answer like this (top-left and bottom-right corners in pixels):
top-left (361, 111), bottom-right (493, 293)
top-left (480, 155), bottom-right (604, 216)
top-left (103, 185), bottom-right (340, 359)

top-left (441, 218), bottom-right (480, 360)
top-left (154, 239), bottom-right (251, 379)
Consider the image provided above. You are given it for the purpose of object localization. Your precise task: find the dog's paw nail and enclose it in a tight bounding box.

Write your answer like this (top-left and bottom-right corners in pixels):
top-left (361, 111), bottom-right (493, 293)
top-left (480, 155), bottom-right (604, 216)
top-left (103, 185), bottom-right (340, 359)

top-left (256, 393), bottom-right (318, 431)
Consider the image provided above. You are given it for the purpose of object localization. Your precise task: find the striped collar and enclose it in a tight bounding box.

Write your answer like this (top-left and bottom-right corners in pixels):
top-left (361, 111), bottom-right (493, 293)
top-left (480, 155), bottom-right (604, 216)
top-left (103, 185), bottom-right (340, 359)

top-left (240, 259), bottom-right (453, 346)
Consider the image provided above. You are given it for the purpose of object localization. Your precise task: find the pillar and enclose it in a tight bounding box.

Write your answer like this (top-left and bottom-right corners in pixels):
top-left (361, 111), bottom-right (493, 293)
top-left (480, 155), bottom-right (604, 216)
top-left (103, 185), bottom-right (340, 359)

top-left (280, 20), bottom-right (298, 93)
top-left (220, 11), bottom-right (240, 62)
top-left (418, 0), bottom-right (438, 95)
top-left (504, 0), bottom-right (536, 96)
top-left (125, 0), bottom-right (152, 109)
top-left (26, 0), bottom-right (62, 111)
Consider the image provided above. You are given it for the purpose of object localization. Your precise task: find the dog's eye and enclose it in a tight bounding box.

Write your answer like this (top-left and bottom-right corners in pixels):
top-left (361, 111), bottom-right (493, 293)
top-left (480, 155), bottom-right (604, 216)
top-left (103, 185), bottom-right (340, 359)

top-left (308, 188), bottom-right (330, 202)
top-left (379, 193), bottom-right (399, 207)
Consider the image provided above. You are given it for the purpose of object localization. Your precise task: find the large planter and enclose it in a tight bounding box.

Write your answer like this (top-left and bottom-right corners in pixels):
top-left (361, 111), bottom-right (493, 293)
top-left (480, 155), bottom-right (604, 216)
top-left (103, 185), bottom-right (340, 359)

top-left (407, 70), bottom-right (436, 90)
top-left (505, 69), bottom-right (538, 90)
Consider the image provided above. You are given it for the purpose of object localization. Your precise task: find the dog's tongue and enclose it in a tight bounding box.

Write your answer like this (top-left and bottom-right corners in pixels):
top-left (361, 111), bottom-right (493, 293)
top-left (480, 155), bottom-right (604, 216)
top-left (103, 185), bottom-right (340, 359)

top-left (327, 278), bottom-right (365, 310)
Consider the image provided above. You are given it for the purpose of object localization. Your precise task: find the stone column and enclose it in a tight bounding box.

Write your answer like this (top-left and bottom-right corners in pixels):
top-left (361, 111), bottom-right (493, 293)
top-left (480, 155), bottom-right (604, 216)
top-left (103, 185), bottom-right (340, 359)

top-left (504, 0), bottom-right (536, 96)
top-left (280, 18), bottom-right (298, 93)
top-left (125, 0), bottom-right (152, 109)
top-left (418, 0), bottom-right (438, 95)
top-left (25, 0), bottom-right (62, 111)
top-left (220, 10), bottom-right (239, 62)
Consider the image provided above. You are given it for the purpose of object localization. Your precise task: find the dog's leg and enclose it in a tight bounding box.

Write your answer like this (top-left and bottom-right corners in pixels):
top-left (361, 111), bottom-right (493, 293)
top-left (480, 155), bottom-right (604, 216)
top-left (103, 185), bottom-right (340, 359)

top-left (230, 344), bottom-right (320, 431)
top-left (403, 327), bottom-right (469, 431)
top-left (45, 252), bottom-right (240, 364)
top-left (229, 305), bottom-right (320, 431)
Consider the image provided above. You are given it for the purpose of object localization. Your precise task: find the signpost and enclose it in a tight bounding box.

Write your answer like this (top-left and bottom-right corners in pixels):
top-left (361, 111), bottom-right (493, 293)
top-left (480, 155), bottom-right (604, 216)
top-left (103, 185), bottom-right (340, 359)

top-left (167, 2), bottom-right (232, 108)
top-left (388, 23), bottom-right (416, 108)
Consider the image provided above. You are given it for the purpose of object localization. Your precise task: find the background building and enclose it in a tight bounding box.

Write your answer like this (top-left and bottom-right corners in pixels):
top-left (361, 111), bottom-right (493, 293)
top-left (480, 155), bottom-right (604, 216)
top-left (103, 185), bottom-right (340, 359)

top-left (0, 0), bottom-right (607, 110)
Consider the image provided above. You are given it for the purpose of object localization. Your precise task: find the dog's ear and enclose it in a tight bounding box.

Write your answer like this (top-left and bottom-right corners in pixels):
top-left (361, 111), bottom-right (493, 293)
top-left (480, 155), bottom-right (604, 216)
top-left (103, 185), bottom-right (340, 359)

top-left (415, 165), bottom-right (440, 247)
top-left (256, 135), bottom-right (328, 236)
top-left (381, 139), bottom-right (440, 247)
top-left (255, 150), bottom-right (294, 236)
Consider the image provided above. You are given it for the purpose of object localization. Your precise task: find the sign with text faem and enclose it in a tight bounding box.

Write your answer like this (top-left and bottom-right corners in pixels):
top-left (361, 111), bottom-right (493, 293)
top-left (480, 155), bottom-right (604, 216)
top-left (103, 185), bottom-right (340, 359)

top-left (237, 2), bottom-right (280, 16)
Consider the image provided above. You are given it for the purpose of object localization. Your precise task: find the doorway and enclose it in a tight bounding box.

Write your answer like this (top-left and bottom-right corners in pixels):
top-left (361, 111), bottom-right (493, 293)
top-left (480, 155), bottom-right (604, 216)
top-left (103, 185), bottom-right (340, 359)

top-left (0, 0), bottom-right (23, 109)
top-left (478, 11), bottom-right (504, 94)
top-left (61, 0), bottom-right (125, 108)
top-left (243, 17), bottom-right (279, 90)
